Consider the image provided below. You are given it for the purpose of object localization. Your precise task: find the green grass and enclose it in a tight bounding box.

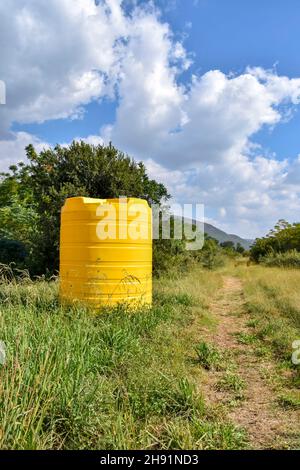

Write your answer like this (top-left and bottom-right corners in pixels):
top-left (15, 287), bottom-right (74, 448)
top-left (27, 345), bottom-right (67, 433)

top-left (215, 371), bottom-right (245, 400)
top-left (194, 341), bottom-right (224, 371)
top-left (0, 267), bottom-right (247, 450)
top-left (233, 264), bottom-right (300, 436)
top-left (277, 392), bottom-right (300, 410)
top-left (233, 331), bottom-right (257, 345)
top-left (234, 265), bottom-right (300, 366)
top-left (152, 417), bottom-right (247, 450)
top-left (261, 250), bottom-right (300, 269)
top-left (2, 262), bottom-right (300, 449)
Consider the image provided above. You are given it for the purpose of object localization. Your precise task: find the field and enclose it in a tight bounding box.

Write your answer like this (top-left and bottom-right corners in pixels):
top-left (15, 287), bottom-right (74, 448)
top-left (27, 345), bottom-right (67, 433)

top-left (0, 263), bottom-right (299, 450)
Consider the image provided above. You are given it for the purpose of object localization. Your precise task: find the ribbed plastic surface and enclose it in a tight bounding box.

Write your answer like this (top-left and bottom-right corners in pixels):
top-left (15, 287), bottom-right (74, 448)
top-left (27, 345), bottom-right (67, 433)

top-left (59, 197), bottom-right (152, 309)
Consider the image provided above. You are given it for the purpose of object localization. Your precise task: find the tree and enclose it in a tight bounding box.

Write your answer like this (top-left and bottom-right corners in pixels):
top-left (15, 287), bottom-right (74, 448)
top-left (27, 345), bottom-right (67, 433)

top-left (0, 239), bottom-right (27, 266)
top-left (250, 220), bottom-right (300, 262)
top-left (220, 241), bottom-right (235, 250)
top-left (0, 166), bottom-right (39, 270)
top-left (196, 237), bottom-right (225, 270)
top-left (1, 141), bottom-right (169, 275)
top-left (236, 242), bottom-right (245, 254)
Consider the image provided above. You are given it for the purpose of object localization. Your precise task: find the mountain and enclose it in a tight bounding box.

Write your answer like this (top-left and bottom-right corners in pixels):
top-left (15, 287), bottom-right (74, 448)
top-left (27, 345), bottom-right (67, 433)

top-left (204, 222), bottom-right (253, 250)
top-left (172, 216), bottom-right (253, 250)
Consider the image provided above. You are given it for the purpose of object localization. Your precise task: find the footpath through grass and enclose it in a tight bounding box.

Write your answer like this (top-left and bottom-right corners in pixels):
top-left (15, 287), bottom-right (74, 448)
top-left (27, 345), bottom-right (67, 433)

top-left (235, 265), bottom-right (300, 370)
top-left (234, 265), bottom-right (300, 420)
top-left (196, 271), bottom-right (300, 449)
top-left (0, 267), bottom-right (247, 450)
top-left (1, 263), bottom-right (299, 449)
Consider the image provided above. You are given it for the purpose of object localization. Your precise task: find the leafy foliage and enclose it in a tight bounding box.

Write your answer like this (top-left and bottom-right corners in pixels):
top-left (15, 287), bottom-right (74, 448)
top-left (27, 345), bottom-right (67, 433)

top-left (196, 237), bottom-right (225, 270)
top-left (0, 141), bottom-right (169, 275)
top-left (194, 341), bottom-right (223, 370)
top-left (0, 239), bottom-right (27, 265)
top-left (0, 140), bottom-right (250, 277)
top-left (260, 250), bottom-right (300, 268)
top-left (250, 220), bottom-right (300, 262)
top-left (220, 241), bottom-right (235, 250)
top-left (0, 267), bottom-right (246, 450)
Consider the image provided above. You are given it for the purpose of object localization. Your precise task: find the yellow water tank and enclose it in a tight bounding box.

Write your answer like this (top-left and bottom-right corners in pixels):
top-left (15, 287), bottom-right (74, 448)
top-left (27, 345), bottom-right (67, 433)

top-left (59, 197), bottom-right (152, 309)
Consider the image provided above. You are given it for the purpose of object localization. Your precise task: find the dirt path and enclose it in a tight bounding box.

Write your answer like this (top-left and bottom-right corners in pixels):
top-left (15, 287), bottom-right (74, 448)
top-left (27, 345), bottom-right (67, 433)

top-left (201, 276), bottom-right (299, 449)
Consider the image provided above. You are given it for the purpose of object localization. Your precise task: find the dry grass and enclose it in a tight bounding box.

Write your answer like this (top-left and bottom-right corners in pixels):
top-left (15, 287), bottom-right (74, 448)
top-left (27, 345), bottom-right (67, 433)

top-left (186, 267), bottom-right (300, 449)
top-left (0, 266), bottom-right (246, 450)
top-left (1, 262), bottom-right (299, 449)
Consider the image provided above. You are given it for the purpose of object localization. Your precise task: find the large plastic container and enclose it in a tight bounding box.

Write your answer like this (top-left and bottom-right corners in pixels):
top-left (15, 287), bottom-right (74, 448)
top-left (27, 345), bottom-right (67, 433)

top-left (59, 197), bottom-right (152, 308)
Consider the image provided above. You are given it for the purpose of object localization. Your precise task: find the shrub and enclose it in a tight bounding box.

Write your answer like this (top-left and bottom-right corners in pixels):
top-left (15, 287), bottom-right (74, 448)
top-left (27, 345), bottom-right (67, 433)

top-left (0, 239), bottom-right (27, 266)
top-left (260, 250), bottom-right (300, 268)
top-left (250, 220), bottom-right (300, 262)
top-left (196, 238), bottom-right (225, 270)
top-left (0, 142), bottom-right (169, 276)
top-left (194, 341), bottom-right (223, 370)
top-left (153, 238), bottom-right (191, 277)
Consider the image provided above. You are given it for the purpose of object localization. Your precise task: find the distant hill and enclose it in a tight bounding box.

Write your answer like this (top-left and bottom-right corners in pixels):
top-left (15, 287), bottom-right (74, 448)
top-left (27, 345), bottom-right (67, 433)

top-left (204, 222), bottom-right (253, 250)
top-left (172, 216), bottom-right (253, 250)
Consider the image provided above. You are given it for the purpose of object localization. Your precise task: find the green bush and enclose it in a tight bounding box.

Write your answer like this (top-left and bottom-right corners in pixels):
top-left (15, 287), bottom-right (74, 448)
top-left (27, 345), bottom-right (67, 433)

top-left (194, 341), bottom-right (223, 370)
top-left (260, 250), bottom-right (300, 268)
top-left (153, 238), bottom-right (192, 277)
top-left (196, 238), bottom-right (225, 270)
top-left (0, 239), bottom-right (27, 266)
top-left (250, 220), bottom-right (300, 262)
top-left (0, 142), bottom-right (169, 276)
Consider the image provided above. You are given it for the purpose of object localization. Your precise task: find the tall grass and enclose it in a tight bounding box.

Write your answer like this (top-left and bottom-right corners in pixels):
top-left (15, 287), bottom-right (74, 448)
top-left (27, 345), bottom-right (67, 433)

top-left (261, 250), bottom-right (300, 268)
top-left (0, 266), bottom-right (245, 449)
top-left (235, 265), bottom-right (300, 365)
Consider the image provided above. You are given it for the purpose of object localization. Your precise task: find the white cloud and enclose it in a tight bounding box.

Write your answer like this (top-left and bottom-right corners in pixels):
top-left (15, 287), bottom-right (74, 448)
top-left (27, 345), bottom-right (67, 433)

top-left (0, 0), bottom-right (129, 136)
top-left (1, 0), bottom-right (300, 237)
top-left (59, 134), bottom-right (104, 148)
top-left (0, 132), bottom-right (105, 173)
top-left (219, 208), bottom-right (227, 218)
top-left (109, 67), bottom-right (300, 169)
top-left (105, 38), bottom-right (300, 236)
top-left (0, 132), bottom-right (49, 172)
top-left (285, 155), bottom-right (300, 185)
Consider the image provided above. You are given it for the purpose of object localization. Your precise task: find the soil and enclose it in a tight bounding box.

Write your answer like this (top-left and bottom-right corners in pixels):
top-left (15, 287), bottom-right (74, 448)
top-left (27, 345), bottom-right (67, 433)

top-left (201, 276), bottom-right (300, 449)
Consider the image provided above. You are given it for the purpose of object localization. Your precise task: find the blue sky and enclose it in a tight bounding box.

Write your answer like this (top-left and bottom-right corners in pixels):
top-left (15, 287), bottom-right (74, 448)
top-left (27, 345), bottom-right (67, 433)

top-left (163, 0), bottom-right (300, 161)
top-left (1, 0), bottom-right (300, 237)
top-left (12, 0), bottom-right (300, 156)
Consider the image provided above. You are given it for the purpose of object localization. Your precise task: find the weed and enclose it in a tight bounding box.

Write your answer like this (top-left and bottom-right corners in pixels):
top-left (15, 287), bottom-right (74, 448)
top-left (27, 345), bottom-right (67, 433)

top-left (194, 341), bottom-right (223, 370)
top-left (151, 416), bottom-right (247, 450)
top-left (277, 393), bottom-right (300, 410)
top-left (234, 332), bottom-right (257, 345)
top-left (215, 372), bottom-right (245, 399)
top-left (0, 267), bottom-right (228, 449)
top-left (246, 319), bottom-right (259, 328)
top-left (154, 291), bottom-right (195, 307)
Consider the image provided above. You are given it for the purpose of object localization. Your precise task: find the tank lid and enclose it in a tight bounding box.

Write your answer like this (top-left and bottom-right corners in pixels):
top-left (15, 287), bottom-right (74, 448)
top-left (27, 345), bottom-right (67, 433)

top-left (62, 196), bottom-right (150, 211)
